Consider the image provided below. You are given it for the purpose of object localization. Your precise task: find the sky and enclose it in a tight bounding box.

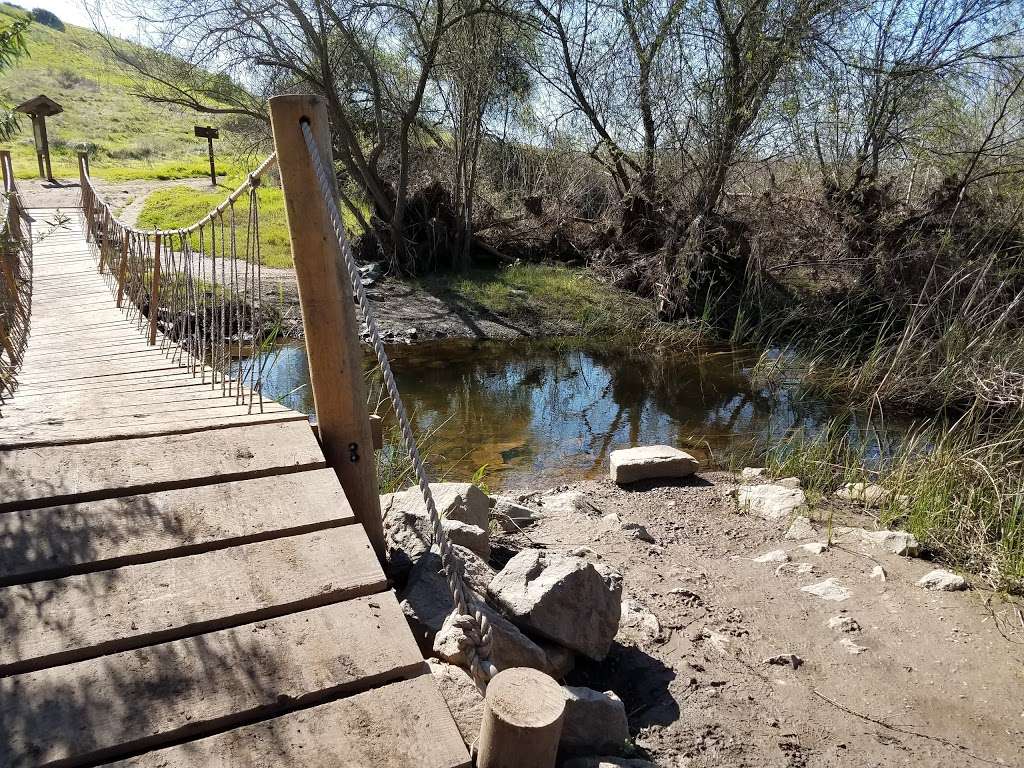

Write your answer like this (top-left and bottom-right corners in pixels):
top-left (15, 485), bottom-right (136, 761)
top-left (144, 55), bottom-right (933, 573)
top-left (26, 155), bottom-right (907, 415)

top-left (25, 0), bottom-right (144, 39)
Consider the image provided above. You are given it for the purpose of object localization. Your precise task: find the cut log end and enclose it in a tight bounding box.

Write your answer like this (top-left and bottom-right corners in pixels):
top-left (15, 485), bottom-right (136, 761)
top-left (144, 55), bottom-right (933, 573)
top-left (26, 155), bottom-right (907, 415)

top-left (477, 667), bottom-right (565, 768)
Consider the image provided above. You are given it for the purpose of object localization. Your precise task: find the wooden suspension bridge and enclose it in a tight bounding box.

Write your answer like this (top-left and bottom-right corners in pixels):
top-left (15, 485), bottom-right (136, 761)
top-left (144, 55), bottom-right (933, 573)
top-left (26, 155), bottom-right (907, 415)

top-left (0, 97), bottom-right (475, 767)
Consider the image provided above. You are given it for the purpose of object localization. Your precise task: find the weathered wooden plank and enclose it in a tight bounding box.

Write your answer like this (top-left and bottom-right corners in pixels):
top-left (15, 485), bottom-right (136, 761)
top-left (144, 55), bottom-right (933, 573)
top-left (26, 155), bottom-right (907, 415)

top-left (0, 410), bottom-right (307, 450)
top-left (0, 524), bottom-right (385, 675)
top-left (102, 675), bottom-right (471, 768)
top-left (1, 596), bottom-right (428, 768)
top-left (0, 420), bottom-right (324, 510)
top-left (0, 468), bottom-right (354, 585)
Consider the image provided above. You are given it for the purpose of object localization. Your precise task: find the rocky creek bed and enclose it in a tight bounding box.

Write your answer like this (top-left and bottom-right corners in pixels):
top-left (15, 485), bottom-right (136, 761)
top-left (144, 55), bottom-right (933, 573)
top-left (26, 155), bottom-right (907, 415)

top-left (383, 460), bottom-right (1024, 768)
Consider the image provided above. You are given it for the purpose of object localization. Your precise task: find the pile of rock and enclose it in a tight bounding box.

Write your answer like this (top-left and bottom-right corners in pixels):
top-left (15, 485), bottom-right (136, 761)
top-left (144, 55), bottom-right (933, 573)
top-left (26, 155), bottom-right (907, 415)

top-left (384, 482), bottom-right (637, 761)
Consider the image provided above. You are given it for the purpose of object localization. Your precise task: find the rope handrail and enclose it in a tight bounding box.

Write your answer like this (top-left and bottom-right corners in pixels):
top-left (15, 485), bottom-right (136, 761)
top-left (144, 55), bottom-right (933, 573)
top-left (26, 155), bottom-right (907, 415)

top-left (299, 120), bottom-right (497, 688)
top-left (0, 149), bottom-right (31, 411)
top-left (80, 152), bottom-right (278, 237)
top-left (79, 151), bottom-right (281, 412)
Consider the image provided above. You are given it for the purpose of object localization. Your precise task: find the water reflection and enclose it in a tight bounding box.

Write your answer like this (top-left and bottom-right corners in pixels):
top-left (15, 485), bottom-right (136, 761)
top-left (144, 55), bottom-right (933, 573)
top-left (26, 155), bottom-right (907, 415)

top-left (251, 339), bottom-right (907, 490)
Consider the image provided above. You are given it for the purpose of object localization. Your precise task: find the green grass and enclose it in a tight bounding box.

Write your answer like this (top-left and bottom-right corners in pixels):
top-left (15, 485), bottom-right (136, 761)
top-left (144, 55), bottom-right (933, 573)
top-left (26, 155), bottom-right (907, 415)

top-left (762, 411), bottom-right (1024, 593)
top-left (417, 263), bottom-right (695, 343)
top-left (136, 178), bottom-right (367, 268)
top-left (0, 4), bottom-right (237, 181)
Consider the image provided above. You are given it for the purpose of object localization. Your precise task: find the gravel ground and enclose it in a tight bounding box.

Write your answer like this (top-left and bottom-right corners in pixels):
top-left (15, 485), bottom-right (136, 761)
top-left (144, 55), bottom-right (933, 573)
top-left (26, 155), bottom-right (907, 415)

top-left (498, 472), bottom-right (1024, 768)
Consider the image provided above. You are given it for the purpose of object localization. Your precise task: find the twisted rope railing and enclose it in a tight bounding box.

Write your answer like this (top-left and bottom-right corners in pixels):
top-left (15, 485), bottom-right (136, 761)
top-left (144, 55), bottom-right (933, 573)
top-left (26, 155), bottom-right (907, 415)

top-left (299, 121), bottom-right (497, 687)
top-left (0, 150), bottom-right (31, 412)
top-left (78, 153), bottom-right (279, 410)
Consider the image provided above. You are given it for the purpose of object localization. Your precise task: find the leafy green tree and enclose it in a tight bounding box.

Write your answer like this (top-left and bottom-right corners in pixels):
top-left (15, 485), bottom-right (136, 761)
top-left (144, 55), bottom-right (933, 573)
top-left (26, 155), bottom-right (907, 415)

top-left (0, 13), bottom-right (30, 141)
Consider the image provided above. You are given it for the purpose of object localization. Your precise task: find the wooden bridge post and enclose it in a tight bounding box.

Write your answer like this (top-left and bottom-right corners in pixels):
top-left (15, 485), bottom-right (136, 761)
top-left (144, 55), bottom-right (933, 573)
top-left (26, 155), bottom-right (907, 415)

top-left (78, 151), bottom-right (92, 241)
top-left (116, 231), bottom-right (130, 308)
top-left (148, 233), bottom-right (161, 346)
top-left (268, 94), bottom-right (385, 561)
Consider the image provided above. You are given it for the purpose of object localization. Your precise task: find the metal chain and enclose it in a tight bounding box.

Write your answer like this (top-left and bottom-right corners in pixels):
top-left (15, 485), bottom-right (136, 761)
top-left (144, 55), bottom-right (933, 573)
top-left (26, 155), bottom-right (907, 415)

top-left (300, 119), bottom-right (496, 686)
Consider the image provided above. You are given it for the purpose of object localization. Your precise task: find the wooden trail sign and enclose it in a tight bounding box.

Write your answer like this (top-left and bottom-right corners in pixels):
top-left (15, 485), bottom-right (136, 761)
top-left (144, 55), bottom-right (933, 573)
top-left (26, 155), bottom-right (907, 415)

top-left (194, 125), bottom-right (220, 185)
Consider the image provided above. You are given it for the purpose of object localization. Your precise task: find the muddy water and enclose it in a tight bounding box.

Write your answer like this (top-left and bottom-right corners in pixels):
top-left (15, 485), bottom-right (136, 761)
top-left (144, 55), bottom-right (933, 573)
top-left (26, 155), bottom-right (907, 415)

top-left (254, 339), bottom-right (906, 490)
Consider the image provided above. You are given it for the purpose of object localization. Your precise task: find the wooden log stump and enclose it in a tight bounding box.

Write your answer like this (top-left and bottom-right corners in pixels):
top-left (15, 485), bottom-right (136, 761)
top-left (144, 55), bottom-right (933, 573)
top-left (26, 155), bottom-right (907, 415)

top-left (477, 667), bottom-right (566, 768)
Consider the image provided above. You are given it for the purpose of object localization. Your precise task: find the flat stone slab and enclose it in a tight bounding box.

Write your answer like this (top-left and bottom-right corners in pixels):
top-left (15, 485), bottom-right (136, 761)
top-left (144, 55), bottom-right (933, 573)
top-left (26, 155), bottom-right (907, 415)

top-left (737, 485), bottom-right (807, 520)
top-left (609, 445), bottom-right (698, 484)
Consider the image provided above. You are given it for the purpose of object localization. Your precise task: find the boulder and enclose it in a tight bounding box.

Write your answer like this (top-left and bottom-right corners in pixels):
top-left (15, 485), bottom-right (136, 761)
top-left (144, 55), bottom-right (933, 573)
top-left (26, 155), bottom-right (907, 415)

top-left (432, 609), bottom-right (550, 674)
top-left (834, 482), bottom-right (890, 507)
top-left (491, 496), bottom-right (541, 531)
top-left (385, 505), bottom-right (490, 571)
top-left (800, 577), bottom-right (851, 601)
top-left (609, 445), bottom-right (698, 484)
top-left (539, 641), bottom-right (575, 678)
top-left (738, 485), bottom-right (808, 520)
top-left (619, 598), bottom-right (662, 642)
top-left (441, 519), bottom-right (490, 560)
top-left (402, 553), bottom-right (549, 673)
top-left (384, 482), bottom-right (490, 531)
top-left (560, 686), bottom-right (631, 755)
top-left (777, 477), bottom-right (802, 489)
top-left (917, 569), bottom-right (967, 591)
top-left (426, 659), bottom-right (483, 743)
top-left (488, 549), bottom-right (623, 660)
top-left (784, 515), bottom-right (816, 540)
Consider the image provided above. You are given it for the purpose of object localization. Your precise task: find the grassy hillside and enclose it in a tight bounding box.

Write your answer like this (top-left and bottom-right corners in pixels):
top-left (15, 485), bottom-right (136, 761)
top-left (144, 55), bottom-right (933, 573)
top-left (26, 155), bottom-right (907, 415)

top-left (0, 4), bottom-right (231, 180)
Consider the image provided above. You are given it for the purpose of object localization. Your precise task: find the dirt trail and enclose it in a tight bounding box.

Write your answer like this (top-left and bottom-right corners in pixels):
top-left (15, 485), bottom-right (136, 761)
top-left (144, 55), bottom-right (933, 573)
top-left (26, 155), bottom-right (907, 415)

top-left (503, 473), bottom-right (1024, 767)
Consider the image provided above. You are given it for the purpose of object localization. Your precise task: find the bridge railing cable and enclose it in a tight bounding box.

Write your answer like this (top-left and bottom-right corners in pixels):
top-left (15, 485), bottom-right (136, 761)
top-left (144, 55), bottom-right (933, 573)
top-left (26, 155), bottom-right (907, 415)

top-left (284, 104), bottom-right (496, 688)
top-left (76, 152), bottom-right (279, 412)
top-left (0, 149), bottom-right (32, 412)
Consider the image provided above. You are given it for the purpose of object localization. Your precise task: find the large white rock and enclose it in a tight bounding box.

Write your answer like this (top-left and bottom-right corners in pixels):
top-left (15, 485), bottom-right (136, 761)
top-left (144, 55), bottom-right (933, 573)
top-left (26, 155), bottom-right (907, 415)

top-left (609, 445), bottom-right (698, 484)
top-left (917, 569), bottom-right (967, 591)
top-left (488, 549), bottom-right (623, 660)
top-left (426, 659), bottom-right (483, 743)
top-left (432, 608), bottom-right (550, 674)
top-left (560, 686), bottom-right (631, 755)
top-left (738, 485), bottom-right (808, 520)
top-left (741, 467), bottom-right (766, 479)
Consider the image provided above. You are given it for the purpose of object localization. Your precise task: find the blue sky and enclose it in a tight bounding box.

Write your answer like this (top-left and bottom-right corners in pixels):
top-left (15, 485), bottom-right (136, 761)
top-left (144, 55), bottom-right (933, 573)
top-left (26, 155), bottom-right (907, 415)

top-left (25, 0), bottom-right (140, 38)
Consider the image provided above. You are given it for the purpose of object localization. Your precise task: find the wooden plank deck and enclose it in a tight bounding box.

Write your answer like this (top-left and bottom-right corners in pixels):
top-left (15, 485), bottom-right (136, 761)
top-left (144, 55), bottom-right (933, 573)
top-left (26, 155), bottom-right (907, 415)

top-left (0, 208), bottom-right (470, 767)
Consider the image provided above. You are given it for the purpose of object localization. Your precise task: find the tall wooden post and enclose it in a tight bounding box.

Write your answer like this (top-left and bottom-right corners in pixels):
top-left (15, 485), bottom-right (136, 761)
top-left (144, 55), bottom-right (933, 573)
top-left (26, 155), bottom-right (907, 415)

top-left (148, 233), bottom-right (162, 346)
top-left (78, 151), bottom-right (91, 240)
top-left (268, 94), bottom-right (385, 561)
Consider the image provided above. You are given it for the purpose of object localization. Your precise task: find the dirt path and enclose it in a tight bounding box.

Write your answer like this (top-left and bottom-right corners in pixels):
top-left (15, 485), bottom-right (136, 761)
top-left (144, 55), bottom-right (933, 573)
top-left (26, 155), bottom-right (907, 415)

top-left (501, 474), bottom-right (1024, 767)
top-left (17, 176), bottom-right (213, 219)
top-left (17, 177), bottom-right (553, 341)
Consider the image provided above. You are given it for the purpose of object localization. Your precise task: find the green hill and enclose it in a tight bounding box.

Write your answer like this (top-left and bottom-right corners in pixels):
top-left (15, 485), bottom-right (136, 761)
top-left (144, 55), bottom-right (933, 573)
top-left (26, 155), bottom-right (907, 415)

top-left (0, 4), bottom-right (230, 181)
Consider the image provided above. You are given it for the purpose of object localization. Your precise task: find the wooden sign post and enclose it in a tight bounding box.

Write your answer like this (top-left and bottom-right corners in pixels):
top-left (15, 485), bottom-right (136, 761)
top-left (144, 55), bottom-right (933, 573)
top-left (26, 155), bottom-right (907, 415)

top-left (194, 125), bottom-right (219, 186)
top-left (16, 95), bottom-right (63, 182)
top-left (268, 95), bottom-right (385, 561)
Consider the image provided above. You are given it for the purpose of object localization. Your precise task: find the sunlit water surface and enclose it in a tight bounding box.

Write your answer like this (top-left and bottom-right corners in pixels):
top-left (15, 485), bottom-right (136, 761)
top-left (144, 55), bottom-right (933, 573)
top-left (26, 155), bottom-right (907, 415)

top-left (247, 339), bottom-right (911, 490)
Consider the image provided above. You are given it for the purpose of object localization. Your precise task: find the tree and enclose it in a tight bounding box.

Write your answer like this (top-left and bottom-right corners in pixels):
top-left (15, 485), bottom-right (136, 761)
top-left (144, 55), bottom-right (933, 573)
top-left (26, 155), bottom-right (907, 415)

top-left (0, 13), bottom-right (30, 141)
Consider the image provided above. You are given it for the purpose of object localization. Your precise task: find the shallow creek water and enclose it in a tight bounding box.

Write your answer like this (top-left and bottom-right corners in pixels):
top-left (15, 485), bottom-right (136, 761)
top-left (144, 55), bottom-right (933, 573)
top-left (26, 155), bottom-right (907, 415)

top-left (249, 339), bottom-right (913, 491)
